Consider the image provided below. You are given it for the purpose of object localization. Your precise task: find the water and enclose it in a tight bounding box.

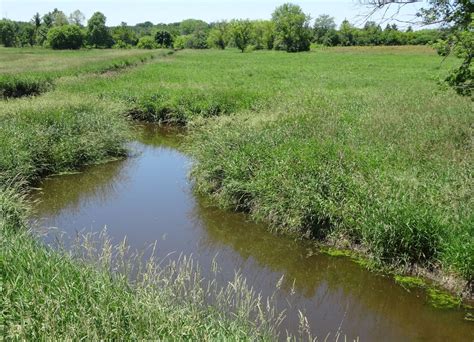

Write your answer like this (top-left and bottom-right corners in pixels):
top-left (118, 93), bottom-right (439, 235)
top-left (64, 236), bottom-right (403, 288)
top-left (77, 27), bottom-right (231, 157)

top-left (31, 124), bottom-right (473, 341)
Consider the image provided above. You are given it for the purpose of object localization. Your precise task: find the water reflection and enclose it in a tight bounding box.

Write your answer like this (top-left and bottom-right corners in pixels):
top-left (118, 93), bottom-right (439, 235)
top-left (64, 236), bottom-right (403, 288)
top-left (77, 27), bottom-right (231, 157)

top-left (30, 124), bottom-right (473, 341)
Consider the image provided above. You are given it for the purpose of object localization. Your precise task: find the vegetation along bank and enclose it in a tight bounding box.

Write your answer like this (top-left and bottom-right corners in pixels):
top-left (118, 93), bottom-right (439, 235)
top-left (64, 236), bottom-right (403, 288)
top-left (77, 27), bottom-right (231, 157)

top-left (1, 1), bottom-right (473, 339)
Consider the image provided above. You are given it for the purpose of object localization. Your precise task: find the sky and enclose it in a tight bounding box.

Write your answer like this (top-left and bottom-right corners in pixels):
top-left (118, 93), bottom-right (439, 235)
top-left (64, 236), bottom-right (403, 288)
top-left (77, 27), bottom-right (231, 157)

top-left (1, 0), bottom-right (426, 28)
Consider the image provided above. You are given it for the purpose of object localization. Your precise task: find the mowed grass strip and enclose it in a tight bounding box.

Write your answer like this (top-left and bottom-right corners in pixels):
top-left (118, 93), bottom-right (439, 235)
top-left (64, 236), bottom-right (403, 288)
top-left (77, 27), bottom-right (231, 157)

top-left (0, 47), bottom-right (167, 98)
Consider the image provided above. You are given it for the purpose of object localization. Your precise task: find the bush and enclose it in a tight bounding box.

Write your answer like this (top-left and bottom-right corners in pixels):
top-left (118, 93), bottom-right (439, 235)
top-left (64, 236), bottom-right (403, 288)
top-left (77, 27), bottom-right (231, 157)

top-left (47, 25), bottom-right (84, 50)
top-left (155, 30), bottom-right (173, 48)
top-left (0, 75), bottom-right (53, 98)
top-left (174, 35), bottom-right (190, 49)
top-left (113, 40), bottom-right (132, 49)
top-left (137, 36), bottom-right (157, 49)
top-left (0, 95), bottom-right (130, 185)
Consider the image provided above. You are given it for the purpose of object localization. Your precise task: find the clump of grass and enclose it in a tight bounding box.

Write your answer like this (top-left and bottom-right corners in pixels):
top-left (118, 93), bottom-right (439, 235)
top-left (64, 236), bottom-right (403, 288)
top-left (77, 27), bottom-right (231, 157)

top-left (125, 89), bottom-right (250, 124)
top-left (0, 94), bottom-right (130, 186)
top-left (0, 74), bottom-right (54, 98)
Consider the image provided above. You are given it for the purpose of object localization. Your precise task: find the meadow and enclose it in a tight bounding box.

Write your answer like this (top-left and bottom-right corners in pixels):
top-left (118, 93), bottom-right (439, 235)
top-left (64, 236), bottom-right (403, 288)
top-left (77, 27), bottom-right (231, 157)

top-left (1, 46), bottom-right (472, 338)
top-left (0, 48), bottom-right (162, 98)
top-left (49, 46), bottom-right (473, 279)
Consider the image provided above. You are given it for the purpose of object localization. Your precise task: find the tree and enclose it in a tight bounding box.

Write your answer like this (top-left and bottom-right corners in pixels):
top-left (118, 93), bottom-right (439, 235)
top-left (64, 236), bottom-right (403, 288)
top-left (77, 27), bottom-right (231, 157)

top-left (47, 25), bottom-right (84, 49)
top-left (69, 10), bottom-right (86, 27)
top-left (179, 19), bottom-right (208, 35)
top-left (339, 19), bottom-right (355, 46)
top-left (42, 12), bottom-right (54, 28)
top-left (155, 30), bottom-right (173, 48)
top-left (229, 20), bottom-right (253, 52)
top-left (207, 21), bottom-right (228, 49)
top-left (137, 36), bottom-right (157, 49)
top-left (186, 31), bottom-right (208, 49)
top-left (51, 9), bottom-right (69, 26)
top-left (32, 13), bottom-right (41, 30)
top-left (0, 20), bottom-right (18, 47)
top-left (87, 12), bottom-right (113, 48)
top-left (365, 0), bottom-right (473, 96)
top-left (17, 23), bottom-right (36, 46)
top-left (174, 35), bottom-right (189, 49)
top-left (112, 22), bottom-right (138, 47)
top-left (252, 20), bottom-right (275, 50)
top-left (272, 3), bottom-right (311, 52)
top-left (313, 14), bottom-right (336, 43)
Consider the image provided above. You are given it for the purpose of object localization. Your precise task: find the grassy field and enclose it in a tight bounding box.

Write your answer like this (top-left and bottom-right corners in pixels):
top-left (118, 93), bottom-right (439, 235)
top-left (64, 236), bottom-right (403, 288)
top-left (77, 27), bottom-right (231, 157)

top-left (0, 47), bottom-right (285, 340)
top-left (50, 46), bottom-right (472, 279)
top-left (1, 46), bottom-right (472, 337)
top-left (0, 47), bottom-right (164, 98)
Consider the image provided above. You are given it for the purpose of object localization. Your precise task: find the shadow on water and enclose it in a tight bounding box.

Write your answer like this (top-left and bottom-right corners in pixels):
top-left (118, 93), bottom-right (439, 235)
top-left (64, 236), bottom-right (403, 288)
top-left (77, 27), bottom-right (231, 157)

top-left (30, 123), bottom-right (473, 341)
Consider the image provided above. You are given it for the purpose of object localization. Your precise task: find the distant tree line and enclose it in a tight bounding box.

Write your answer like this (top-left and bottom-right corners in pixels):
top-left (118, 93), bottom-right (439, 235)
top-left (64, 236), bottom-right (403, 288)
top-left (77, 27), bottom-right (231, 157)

top-left (0, 4), bottom-right (445, 52)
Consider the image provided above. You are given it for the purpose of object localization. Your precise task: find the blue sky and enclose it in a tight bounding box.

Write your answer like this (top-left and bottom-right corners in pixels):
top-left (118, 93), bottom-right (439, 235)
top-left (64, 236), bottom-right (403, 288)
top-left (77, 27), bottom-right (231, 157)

top-left (1, 0), bottom-right (425, 27)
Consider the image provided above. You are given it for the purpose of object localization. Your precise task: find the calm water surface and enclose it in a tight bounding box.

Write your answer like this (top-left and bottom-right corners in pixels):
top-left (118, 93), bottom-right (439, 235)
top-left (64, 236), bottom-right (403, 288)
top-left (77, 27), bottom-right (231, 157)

top-left (31, 124), bottom-right (473, 341)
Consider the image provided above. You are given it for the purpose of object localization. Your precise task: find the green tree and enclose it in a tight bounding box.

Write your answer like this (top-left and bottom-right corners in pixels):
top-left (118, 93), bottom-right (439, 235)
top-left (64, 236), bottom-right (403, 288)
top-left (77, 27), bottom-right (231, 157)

top-left (272, 3), bottom-right (311, 52)
top-left (339, 19), bottom-right (355, 46)
top-left (112, 22), bottom-right (138, 47)
top-left (313, 14), bottom-right (336, 43)
top-left (137, 36), bottom-right (157, 49)
top-left (207, 21), bottom-right (228, 49)
top-left (42, 12), bottom-right (54, 28)
top-left (17, 23), bottom-right (36, 46)
top-left (229, 20), bottom-right (253, 52)
top-left (0, 20), bottom-right (18, 47)
top-left (186, 31), bottom-right (208, 49)
top-left (179, 19), bottom-right (208, 35)
top-left (51, 9), bottom-right (69, 26)
top-left (87, 12), bottom-right (113, 48)
top-left (252, 20), bottom-right (275, 50)
top-left (32, 13), bottom-right (41, 30)
top-left (174, 35), bottom-right (189, 49)
top-left (68, 10), bottom-right (86, 27)
top-left (155, 30), bottom-right (173, 48)
top-left (47, 25), bottom-right (84, 49)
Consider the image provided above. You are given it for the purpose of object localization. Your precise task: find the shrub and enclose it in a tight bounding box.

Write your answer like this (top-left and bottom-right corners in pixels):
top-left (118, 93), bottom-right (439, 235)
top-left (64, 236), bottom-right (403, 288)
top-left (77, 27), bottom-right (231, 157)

top-left (0, 75), bottom-right (53, 98)
top-left (137, 36), bottom-right (157, 49)
top-left (47, 25), bottom-right (84, 50)
top-left (174, 35), bottom-right (190, 49)
top-left (155, 30), bottom-right (173, 48)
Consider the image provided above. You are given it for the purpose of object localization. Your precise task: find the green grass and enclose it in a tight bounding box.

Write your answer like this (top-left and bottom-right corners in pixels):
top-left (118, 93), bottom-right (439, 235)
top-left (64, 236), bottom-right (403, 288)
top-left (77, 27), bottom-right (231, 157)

top-left (0, 189), bottom-right (282, 340)
top-left (0, 47), bottom-right (164, 98)
top-left (0, 93), bottom-right (130, 186)
top-left (3, 46), bottom-right (472, 280)
top-left (0, 47), bottom-right (292, 340)
top-left (1, 46), bottom-right (472, 338)
top-left (0, 47), bottom-right (160, 75)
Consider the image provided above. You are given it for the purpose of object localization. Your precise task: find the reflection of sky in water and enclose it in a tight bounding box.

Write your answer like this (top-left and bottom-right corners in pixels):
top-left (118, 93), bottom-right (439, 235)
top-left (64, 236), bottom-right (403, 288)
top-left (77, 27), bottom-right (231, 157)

top-left (30, 124), bottom-right (473, 341)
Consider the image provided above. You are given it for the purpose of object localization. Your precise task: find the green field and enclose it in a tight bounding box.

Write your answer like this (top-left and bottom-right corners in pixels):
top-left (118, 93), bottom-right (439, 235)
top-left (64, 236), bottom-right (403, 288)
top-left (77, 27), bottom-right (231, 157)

top-left (1, 46), bottom-right (473, 338)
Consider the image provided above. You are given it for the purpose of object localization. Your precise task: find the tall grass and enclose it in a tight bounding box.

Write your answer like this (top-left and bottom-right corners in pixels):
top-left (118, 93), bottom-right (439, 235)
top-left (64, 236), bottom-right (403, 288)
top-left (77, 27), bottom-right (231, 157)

top-left (0, 49), bottom-right (297, 339)
top-left (1, 189), bottom-right (287, 340)
top-left (0, 94), bottom-right (130, 186)
top-left (1, 47), bottom-right (471, 339)
top-left (188, 92), bottom-right (473, 280)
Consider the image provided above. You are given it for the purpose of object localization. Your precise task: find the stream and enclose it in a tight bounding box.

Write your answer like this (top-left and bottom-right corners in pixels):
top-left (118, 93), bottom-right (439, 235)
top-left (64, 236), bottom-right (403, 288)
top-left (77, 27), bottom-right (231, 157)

top-left (30, 123), bottom-right (473, 341)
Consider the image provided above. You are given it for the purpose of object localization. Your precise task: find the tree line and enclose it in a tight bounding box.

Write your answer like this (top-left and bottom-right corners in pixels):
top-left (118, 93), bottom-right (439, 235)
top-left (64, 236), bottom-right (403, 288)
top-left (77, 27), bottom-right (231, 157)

top-left (0, 4), bottom-right (444, 52)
